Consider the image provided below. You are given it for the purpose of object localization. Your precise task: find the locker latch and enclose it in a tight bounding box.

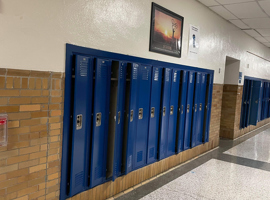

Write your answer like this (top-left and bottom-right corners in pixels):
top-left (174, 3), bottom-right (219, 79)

top-left (163, 107), bottom-right (166, 116)
top-left (170, 106), bottom-right (174, 115)
top-left (199, 103), bottom-right (202, 111)
top-left (194, 104), bottom-right (197, 112)
top-left (96, 113), bottom-right (102, 127)
top-left (255, 100), bottom-right (258, 104)
top-left (138, 108), bottom-right (143, 119)
top-left (76, 114), bottom-right (82, 130)
top-left (118, 111), bottom-right (121, 124)
top-left (151, 107), bottom-right (155, 118)
top-left (187, 104), bottom-right (190, 113)
top-left (130, 110), bottom-right (134, 122)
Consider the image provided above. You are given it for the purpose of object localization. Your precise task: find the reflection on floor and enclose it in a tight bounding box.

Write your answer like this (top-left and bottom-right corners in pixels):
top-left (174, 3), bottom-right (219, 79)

top-left (116, 125), bottom-right (270, 200)
top-left (141, 159), bottom-right (270, 200)
top-left (224, 130), bottom-right (270, 163)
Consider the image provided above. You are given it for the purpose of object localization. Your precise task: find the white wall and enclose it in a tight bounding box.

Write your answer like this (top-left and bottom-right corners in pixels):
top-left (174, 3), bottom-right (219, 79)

top-left (224, 59), bottom-right (240, 85)
top-left (1, 0), bottom-right (270, 84)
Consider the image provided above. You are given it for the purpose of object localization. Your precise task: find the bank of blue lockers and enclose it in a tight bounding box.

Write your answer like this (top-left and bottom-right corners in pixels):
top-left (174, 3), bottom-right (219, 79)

top-left (60, 44), bottom-right (214, 199)
top-left (240, 76), bottom-right (270, 129)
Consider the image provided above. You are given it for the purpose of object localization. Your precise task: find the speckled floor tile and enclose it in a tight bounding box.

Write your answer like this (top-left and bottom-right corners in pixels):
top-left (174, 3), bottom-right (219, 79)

top-left (140, 159), bottom-right (270, 200)
top-left (224, 130), bottom-right (270, 163)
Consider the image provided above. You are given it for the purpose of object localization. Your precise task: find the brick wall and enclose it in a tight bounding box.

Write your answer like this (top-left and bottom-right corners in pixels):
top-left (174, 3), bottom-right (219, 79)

top-left (0, 70), bottom-right (222, 200)
top-left (0, 69), bottom-right (64, 200)
top-left (220, 84), bottom-right (270, 139)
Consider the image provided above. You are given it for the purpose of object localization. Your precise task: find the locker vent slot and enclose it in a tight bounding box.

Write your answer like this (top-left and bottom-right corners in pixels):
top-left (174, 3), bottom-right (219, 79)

top-left (79, 60), bottom-right (88, 76)
top-left (165, 69), bottom-right (170, 82)
top-left (75, 171), bottom-right (83, 187)
top-left (120, 64), bottom-right (124, 79)
top-left (149, 147), bottom-right (154, 158)
top-left (94, 167), bottom-right (102, 180)
top-left (137, 151), bottom-right (143, 162)
top-left (132, 65), bottom-right (138, 79)
top-left (97, 63), bottom-right (108, 78)
top-left (173, 72), bottom-right (177, 82)
top-left (154, 68), bottom-right (159, 81)
top-left (142, 68), bottom-right (149, 80)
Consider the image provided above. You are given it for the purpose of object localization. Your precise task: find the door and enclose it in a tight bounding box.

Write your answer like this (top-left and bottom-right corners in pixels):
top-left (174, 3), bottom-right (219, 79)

top-left (249, 80), bottom-right (261, 126)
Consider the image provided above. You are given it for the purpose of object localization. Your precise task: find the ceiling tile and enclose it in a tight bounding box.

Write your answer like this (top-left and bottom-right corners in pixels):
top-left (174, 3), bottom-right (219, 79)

top-left (262, 43), bottom-right (270, 47)
top-left (229, 20), bottom-right (250, 29)
top-left (265, 36), bottom-right (270, 42)
top-left (209, 6), bottom-right (238, 20)
top-left (216, 0), bottom-right (255, 5)
top-left (258, 1), bottom-right (270, 16)
top-left (242, 18), bottom-right (270, 28)
top-left (254, 36), bottom-right (268, 43)
top-left (256, 29), bottom-right (270, 36)
top-left (198, 0), bottom-right (220, 7)
top-left (224, 2), bottom-right (267, 19)
top-left (243, 29), bottom-right (262, 37)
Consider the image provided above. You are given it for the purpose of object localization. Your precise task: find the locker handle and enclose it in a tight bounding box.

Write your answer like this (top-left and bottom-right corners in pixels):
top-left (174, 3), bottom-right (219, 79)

top-left (96, 113), bottom-right (101, 127)
top-left (187, 104), bottom-right (190, 113)
top-left (255, 100), bottom-right (258, 104)
top-left (118, 111), bottom-right (121, 124)
top-left (138, 108), bottom-right (143, 119)
top-left (76, 114), bottom-right (82, 130)
top-left (181, 105), bottom-right (184, 114)
top-left (194, 104), bottom-right (197, 112)
top-left (151, 107), bottom-right (155, 118)
top-left (244, 101), bottom-right (246, 104)
top-left (170, 106), bottom-right (174, 115)
top-left (163, 107), bottom-right (166, 116)
top-left (199, 103), bottom-right (202, 111)
top-left (130, 110), bottom-right (134, 122)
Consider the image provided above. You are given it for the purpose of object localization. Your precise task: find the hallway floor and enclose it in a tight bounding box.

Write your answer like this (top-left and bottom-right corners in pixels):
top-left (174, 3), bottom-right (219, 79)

top-left (116, 124), bottom-right (270, 200)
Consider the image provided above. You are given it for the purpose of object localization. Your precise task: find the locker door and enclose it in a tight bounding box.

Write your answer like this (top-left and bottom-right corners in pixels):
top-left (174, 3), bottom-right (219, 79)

top-left (112, 62), bottom-right (127, 181)
top-left (191, 72), bottom-right (201, 148)
top-left (257, 82), bottom-right (263, 122)
top-left (196, 73), bottom-right (207, 146)
top-left (268, 83), bottom-right (270, 118)
top-left (240, 80), bottom-right (248, 129)
top-left (260, 82), bottom-right (265, 120)
top-left (249, 80), bottom-right (261, 126)
top-left (70, 55), bottom-right (93, 196)
top-left (125, 64), bottom-right (139, 174)
top-left (203, 74), bottom-right (213, 143)
top-left (176, 71), bottom-right (188, 153)
top-left (90, 59), bottom-right (112, 188)
top-left (158, 68), bottom-right (172, 160)
top-left (147, 67), bottom-right (162, 164)
top-left (167, 69), bottom-right (180, 157)
top-left (262, 82), bottom-right (268, 120)
top-left (134, 64), bottom-right (152, 169)
top-left (183, 71), bottom-right (195, 150)
top-left (244, 80), bottom-right (252, 127)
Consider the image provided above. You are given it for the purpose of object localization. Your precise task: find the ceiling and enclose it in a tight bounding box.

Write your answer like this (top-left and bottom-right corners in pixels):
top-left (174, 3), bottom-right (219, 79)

top-left (198, 0), bottom-right (270, 48)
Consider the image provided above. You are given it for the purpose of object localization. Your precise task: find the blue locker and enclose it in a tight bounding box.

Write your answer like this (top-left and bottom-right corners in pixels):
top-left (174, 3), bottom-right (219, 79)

top-left (176, 71), bottom-right (188, 153)
top-left (249, 80), bottom-right (261, 126)
top-left (134, 64), bottom-right (152, 169)
top-left (183, 71), bottom-right (195, 150)
top-left (158, 68), bottom-right (172, 160)
top-left (262, 82), bottom-right (268, 120)
top-left (167, 69), bottom-right (180, 157)
top-left (125, 64), bottom-right (139, 174)
top-left (112, 62), bottom-right (127, 181)
top-left (191, 72), bottom-right (201, 148)
top-left (196, 73), bottom-right (207, 146)
top-left (257, 82), bottom-right (263, 122)
top-left (90, 59), bottom-right (112, 188)
top-left (267, 83), bottom-right (270, 118)
top-left (244, 80), bottom-right (252, 128)
top-left (147, 67), bottom-right (163, 164)
top-left (203, 74), bottom-right (213, 143)
top-left (70, 55), bottom-right (93, 196)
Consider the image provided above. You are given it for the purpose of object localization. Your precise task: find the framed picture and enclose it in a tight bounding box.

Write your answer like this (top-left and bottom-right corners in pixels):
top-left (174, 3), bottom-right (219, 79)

top-left (149, 3), bottom-right (184, 58)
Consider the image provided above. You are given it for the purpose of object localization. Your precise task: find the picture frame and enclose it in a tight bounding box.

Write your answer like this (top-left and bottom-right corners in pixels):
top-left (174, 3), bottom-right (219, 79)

top-left (149, 2), bottom-right (184, 58)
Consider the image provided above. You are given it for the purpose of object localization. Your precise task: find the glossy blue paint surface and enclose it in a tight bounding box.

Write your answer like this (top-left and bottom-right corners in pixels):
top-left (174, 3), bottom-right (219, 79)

top-left (113, 62), bottom-right (127, 181)
top-left (176, 70), bottom-right (188, 153)
top-left (167, 69), bottom-right (180, 157)
top-left (147, 67), bottom-right (162, 164)
top-left (158, 68), bottom-right (172, 160)
top-left (90, 59), bottom-right (112, 188)
top-left (249, 81), bottom-right (261, 126)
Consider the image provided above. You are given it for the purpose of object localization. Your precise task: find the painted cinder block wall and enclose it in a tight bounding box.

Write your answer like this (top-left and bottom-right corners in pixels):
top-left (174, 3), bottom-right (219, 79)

top-left (0, 0), bottom-right (270, 199)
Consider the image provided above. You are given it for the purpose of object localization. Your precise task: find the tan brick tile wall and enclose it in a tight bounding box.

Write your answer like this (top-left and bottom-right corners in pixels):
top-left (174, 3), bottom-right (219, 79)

top-left (0, 69), bottom-right (63, 200)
